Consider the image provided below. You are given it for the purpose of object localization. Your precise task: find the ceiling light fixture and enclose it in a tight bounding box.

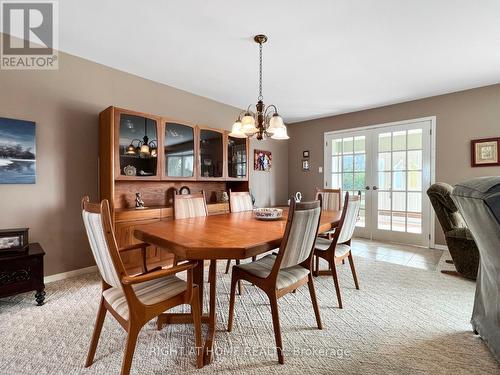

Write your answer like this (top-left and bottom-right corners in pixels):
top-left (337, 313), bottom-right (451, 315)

top-left (229, 34), bottom-right (289, 140)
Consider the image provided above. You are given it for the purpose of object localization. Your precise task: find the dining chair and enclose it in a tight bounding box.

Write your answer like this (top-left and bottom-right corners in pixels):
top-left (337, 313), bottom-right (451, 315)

top-left (313, 192), bottom-right (360, 309)
top-left (227, 196), bottom-right (323, 364)
top-left (81, 197), bottom-right (203, 375)
top-left (315, 188), bottom-right (342, 239)
top-left (173, 190), bottom-right (208, 219)
top-left (224, 190), bottom-right (257, 288)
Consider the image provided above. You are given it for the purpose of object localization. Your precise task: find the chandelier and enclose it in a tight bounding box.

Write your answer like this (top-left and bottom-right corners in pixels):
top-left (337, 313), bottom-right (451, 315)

top-left (229, 34), bottom-right (289, 140)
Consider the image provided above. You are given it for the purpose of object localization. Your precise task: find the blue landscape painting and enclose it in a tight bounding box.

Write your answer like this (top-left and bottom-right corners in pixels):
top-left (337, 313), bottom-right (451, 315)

top-left (0, 117), bottom-right (36, 184)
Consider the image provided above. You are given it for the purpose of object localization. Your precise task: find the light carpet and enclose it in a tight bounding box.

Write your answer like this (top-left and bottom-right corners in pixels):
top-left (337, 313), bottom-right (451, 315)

top-left (0, 256), bottom-right (498, 375)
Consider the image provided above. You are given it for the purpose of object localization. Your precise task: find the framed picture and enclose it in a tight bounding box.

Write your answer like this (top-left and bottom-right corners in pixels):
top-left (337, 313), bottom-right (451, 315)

top-left (303, 150), bottom-right (310, 158)
top-left (0, 117), bottom-right (36, 184)
top-left (471, 138), bottom-right (500, 167)
top-left (0, 228), bottom-right (29, 253)
top-left (302, 159), bottom-right (310, 171)
top-left (254, 150), bottom-right (272, 172)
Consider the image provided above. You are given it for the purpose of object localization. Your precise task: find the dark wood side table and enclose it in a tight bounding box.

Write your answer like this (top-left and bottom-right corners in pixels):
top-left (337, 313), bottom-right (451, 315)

top-left (0, 243), bottom-right (45, 305)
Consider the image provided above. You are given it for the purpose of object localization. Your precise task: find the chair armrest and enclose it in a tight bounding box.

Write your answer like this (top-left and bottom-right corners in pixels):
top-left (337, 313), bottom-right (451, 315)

top-left (118, 242), bottom-right (149, 252)
top-left (121, 260), bottom-right (198, 285)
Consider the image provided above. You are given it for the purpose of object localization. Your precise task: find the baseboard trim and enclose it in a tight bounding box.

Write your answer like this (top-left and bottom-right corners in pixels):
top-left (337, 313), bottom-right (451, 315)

top-left (44, 265), bottom-right (97, 284)
top-left (432, 244), bottom-right (448, 251)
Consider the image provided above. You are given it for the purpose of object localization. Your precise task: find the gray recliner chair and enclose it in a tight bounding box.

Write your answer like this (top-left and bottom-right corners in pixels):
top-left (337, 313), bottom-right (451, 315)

top-left (427, 183), bottom-right (479, 279)
top-left (452, 176), bottom-right (500, 363)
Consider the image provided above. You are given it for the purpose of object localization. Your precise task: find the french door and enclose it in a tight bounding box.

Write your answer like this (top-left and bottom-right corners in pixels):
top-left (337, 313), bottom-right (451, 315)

top-left (324, 118), bottom-right (433, 247)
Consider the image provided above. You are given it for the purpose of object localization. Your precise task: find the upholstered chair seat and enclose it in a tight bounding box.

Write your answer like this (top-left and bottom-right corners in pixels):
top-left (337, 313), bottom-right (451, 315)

top-left (235, 254), bottom-right (310, 290)
top-left (314, 238), bottom-right (351, 257)
top-left (102, 276), bottom-right (187, 320)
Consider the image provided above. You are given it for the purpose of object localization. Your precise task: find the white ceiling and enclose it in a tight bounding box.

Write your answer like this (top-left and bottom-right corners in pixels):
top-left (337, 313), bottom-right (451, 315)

top-left (60, 0), bottom-right (500, 123)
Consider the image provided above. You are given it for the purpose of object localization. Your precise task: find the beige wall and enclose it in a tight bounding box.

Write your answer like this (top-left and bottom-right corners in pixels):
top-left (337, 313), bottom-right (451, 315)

top-left (250, 138), bottom-right (289, 207)
top-left (0, 48), bottom-right (287, 276)
top-left (288, 84), bottom-right (500, 245)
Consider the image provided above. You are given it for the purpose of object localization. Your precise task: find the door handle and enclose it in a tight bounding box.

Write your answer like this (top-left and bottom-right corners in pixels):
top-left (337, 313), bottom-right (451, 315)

top-left (372, 186), bottom-right (378, 190)
top-left (365, 186), bottom-right (370, 190)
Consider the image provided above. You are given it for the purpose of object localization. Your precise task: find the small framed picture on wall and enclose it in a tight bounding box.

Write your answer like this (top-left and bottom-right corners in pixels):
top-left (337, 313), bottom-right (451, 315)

top-left (302, 159), bottom-right (310, 171)
top-left (471, 137), bottom-right (500, 167)
top-left (303, 150), bottom-right (309, 158)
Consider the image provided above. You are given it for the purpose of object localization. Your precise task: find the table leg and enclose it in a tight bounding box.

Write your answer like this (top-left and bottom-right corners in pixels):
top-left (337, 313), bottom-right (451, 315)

top-left (193, 260), bottom-right (204, 312)
top-left (203, 260), bottom-right (217, 365)
top-left (35, 288), bottom-right (45, 306)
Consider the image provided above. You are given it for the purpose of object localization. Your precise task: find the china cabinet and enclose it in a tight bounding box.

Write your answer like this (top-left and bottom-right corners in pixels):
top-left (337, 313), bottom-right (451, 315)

top-left (99, 107), bottom-right (249, 272)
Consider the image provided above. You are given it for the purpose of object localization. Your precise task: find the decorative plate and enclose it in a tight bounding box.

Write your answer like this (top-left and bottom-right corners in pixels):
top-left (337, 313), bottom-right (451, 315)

top-left (253, 208), bottom-right (283, 221)
top-left (123, 165), bottom-right (136, 176)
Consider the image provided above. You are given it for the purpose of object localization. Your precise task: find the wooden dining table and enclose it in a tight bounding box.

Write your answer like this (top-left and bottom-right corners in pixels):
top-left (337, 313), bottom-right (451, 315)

top-left (134, 208), bottom-right (341, 367)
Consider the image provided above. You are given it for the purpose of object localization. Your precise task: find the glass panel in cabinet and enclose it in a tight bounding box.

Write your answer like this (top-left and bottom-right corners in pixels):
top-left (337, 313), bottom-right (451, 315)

top-left (119, 114), bottom-right (158, 177)
top-left (199, 129), bottom-right (223, 178)
top-left (164, 123), bottom-right (194, 178)
top-left (227, 136), bottom-right (247, 178)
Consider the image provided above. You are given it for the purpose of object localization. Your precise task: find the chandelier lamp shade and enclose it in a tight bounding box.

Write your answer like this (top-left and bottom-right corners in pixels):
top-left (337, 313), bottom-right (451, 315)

top-left (229, 34), bottom-right (289, 140)
top-left (125, 118), bottom-right (158, 158)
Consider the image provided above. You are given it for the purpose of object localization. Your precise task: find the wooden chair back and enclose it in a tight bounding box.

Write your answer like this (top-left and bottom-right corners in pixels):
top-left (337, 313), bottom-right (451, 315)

top-left (173, 190), bottom-right (208, 219)
top-left (316, 188), bottom-right (342, 211)
top-left (81, 197), bottom-right (126, 289)
top-left (272, 197), bottom-right (322, 273)
top-left (228, 190), bottom-right (253, 213)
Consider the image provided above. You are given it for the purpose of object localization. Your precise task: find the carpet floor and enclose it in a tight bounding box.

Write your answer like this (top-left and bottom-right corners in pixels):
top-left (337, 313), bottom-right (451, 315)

top-left (0, 255), bottom-right (498, 375)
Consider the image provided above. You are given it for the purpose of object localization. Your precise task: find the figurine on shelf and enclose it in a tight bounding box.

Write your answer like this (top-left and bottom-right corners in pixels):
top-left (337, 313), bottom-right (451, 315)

top-left (135, 193), bottom-right (146, 210)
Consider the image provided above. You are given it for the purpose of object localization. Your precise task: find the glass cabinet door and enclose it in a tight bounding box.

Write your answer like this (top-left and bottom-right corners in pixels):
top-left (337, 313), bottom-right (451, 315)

top-left (164, 122), bottom-right (195, 178)
top-left (227, 136), bottom-right (247, 179)
top-left (199, 129), bottom-right (223, 178)
top-left (119, 114), bottom-right (158, 177)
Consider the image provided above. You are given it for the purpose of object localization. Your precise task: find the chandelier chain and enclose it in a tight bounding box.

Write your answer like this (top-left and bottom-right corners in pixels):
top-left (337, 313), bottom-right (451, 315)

top-left (258, 41), bottom-right (263, 101)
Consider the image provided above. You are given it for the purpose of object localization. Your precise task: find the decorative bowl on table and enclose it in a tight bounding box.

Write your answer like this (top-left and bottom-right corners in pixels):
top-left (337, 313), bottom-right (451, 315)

top-left (253, 208), bottom-right (283, 221)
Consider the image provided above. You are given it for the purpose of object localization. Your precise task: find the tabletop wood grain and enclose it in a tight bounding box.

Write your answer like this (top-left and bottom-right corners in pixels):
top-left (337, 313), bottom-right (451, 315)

top-left (134, 209), bottom-right (341, 260)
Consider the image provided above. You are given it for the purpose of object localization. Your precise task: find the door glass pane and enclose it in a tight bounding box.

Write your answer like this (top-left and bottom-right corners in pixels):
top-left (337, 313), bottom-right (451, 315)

top-left (408, 171), bottom-right (422, 191)
top-left (408, 150), bottom-right (422, 170)
top-left (392, 171), bottom-right (406, 190)
top-left (333, 139), bottom-right (342, 155)
top-left (119, 114), bottom-right (158, 177)
top-left (343, 137), bottom-right (353, 154)
top-left (378, 153), bottom-right (391, 171)
top-left (354, 172), bottom-right (365, 190)
top-left (408, 129), bottom-right (422, 150)
top-left (343, 154), bottom-right (354, 172)
top-left (378, 211), bottom-right (391, 230)
top-left (392, 131), bottom-right (406, 151)
top-left (331, 173), bottom-right (340, 188)
top-left (342, 173), bottom-right (354, 190)
top-left (392, 192), bottom-right (406, 211)
top-left (228, 136), bottom-right (247, 178)
top-left (407, 192), bottom-right (421, 213)
top-left (332, 156), bottom-right (340, 173)
top-left (392, 151), bottom-right (406, 170)
top-left (378, 133), bottom-right (391, 152)
top-left (392, 212), bottom-right (406, 232)
top-left (200, 129), bottom-right (223, 178)
top-left (378, 172), bottom-right (391, 190)
top-left (165, 123), bottom-right (194, 177)
top-left (378, 192), bottom-right (391, 210)
top-left (354, 154), bottom-right (365, 171)
top-left (354, 136), bottom-right (365, 153)
top-left (407, 213), bottom-right (422, 233)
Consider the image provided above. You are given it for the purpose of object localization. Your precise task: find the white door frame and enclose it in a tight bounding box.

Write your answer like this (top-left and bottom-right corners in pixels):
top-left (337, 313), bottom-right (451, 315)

top-left (324, 116), bottom-right (437, 248)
